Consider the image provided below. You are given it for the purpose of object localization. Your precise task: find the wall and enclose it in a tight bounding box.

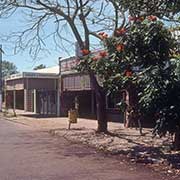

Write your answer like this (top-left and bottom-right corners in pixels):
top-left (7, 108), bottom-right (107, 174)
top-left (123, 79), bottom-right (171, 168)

top-left (24, 78), bottom-right (57, 90)
top-left (62, 74), bottom-right (91, 91)
top-left (6, 79), bottom-right (24, 90)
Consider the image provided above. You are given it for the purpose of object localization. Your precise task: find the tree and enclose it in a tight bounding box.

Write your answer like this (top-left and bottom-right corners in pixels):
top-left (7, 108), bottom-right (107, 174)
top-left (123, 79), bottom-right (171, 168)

top-left (2, 60), bottom-right (18, 79)
top-left (33, 64), bottom-right (46, 70)
top-left (80, 14), bottom-right (180, 148)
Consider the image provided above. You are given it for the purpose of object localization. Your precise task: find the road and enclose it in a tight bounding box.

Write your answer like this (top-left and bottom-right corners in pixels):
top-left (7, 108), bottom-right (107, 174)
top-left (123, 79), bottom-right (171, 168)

top-left (0, 117), bottom-right (176, 180)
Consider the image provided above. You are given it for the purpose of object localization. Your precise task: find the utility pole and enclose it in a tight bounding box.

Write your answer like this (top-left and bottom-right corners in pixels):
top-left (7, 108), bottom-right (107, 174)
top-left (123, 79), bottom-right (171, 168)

top-left (0, 44), bottom-right (3, 112)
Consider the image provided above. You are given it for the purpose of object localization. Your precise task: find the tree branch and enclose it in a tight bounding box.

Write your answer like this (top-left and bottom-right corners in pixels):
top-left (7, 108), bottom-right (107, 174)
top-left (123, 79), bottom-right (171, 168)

top-left (79, 0), bottom-right (90, 49)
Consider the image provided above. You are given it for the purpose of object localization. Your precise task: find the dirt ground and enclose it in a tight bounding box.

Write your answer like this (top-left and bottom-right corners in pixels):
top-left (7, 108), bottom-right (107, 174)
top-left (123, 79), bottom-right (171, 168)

top-left (51, 127), bottom-right (180, 177)
top-left (2, 111), bottom-right (180, 179)
top-left (2, 117), bottom-right (178, 180)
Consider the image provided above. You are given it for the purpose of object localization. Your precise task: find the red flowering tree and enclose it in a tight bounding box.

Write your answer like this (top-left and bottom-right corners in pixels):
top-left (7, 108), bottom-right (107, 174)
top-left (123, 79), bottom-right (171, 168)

top-left (78, 14), bottom-right (180, 148)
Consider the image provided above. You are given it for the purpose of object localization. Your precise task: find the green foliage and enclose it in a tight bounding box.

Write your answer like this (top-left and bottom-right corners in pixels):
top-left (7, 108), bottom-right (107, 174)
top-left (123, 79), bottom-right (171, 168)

top-left (116, 99), bottom-right (128, 112)
top-left (113, 20), bottom-right (179, 136)
top-left (172, 55), bottom-right (180, 79)
top-left (33, 64), bottom-right (46, 70)
top-left (2, 60), bottom-right (18, 78)
top-left (77, 16), bottom-right (180, 136)
top-left (117, 0), bottom-right (180, 21)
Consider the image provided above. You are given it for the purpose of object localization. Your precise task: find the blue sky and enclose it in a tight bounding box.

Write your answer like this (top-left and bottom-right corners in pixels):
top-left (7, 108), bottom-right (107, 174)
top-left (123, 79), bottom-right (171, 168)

top-left (0, 10), bottom-right (76, 72)
top-left (1, 3), bottom-right (176, 73)
top-left (0, 1), bottom-right (112, 73)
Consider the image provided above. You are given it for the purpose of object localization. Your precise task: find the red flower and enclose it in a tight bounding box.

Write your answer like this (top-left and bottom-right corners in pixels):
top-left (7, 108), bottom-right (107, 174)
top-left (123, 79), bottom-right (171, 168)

top-left (125, 70), bottom-right (133, 77)
top-left (103, 33), bottom-right (108, 38)
top-left (81, 49), bottom-right (90, 56)
top-left (148, 15), bottom-right (157, 21)
top-left (99, 51), bottom-right (108, 58)
top-left (116, 44), bottom-right (125, 52)
top-left (92, 56), bottom-right (99, 61)
top-left (98, 32), bottom-right (108, 39)
top-left (116, 28), bottom-right (126, 36)
top-left (98, 32), bottom-right (105, 36)
top-left (129, 16), bottom-right (144, 22)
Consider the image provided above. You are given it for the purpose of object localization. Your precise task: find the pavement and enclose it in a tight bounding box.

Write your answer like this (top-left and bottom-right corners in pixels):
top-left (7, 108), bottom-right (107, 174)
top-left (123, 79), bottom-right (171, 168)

top-left (1, 109), bottom-right (180, 179)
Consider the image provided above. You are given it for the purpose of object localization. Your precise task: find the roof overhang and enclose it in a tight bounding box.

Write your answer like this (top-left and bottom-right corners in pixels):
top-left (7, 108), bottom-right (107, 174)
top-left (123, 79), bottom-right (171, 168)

top-left (5, 72), bottom-right (58, 81)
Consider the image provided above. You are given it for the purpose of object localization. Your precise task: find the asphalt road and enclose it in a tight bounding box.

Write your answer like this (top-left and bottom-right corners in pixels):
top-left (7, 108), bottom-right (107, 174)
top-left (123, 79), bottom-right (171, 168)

top-left (0, 117), bottom-right (176, 180)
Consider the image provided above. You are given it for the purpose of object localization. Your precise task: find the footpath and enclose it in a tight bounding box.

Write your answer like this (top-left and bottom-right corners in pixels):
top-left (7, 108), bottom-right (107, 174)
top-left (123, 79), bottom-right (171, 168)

top-left (1, 109), bottom-right (180, 178)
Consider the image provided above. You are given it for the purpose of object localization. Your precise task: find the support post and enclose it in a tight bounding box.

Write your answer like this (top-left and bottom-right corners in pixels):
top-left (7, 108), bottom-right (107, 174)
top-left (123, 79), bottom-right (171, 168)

top-left (13, 88), bottom-right (16, 116)
top-left (24, 78), bottom-right (29, 112)
top-left (33, 89), bottom-right (37, 114)
top-left (57, 82), bottom-right (60, 116)
top-left (57, 57), bottom-right (62, 117)
top-left (4, 80), bottom-right (7, 114)
top-left (24, 89), bottom-right (27, 111)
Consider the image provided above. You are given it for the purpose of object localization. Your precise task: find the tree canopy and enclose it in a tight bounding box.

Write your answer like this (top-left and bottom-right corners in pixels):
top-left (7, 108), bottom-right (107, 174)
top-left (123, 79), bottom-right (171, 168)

top-left (118, 0), bottom-right (180, 21)
top-left (77, 13), bottom-right (180, 148)
top-left (2, 60), bottom-right (18, 79)
top-left (33, 64), bottom-right (46, 70)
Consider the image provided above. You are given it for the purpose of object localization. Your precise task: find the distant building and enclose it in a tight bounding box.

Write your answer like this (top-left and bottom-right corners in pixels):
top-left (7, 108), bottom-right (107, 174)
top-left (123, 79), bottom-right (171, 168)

top-left (5, 68), bottom-right (58, 115)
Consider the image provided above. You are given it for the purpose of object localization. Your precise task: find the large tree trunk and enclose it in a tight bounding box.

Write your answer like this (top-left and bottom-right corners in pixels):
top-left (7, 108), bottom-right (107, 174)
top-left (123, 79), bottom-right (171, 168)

top-left (95, 87), bottom-right (107, 132)
top-left (89, 72), bottom-right (107, 133)
top-left (173, 130), bottom-right (180, 150)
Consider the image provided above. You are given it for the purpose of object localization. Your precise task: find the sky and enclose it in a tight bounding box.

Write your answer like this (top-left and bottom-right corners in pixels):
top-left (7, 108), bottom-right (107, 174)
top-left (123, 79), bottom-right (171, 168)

top-left (0, 10), bottom-right (76, 72)
top-left (1, 2), bottom-right (177, 73)
top-left (0, 1), bottom-right (113, 73)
